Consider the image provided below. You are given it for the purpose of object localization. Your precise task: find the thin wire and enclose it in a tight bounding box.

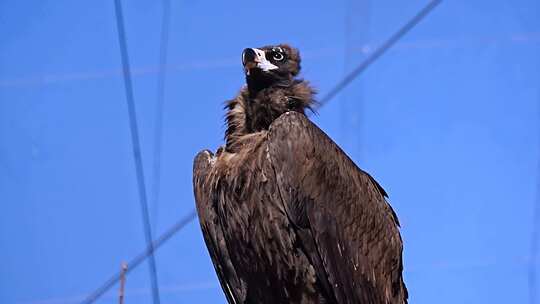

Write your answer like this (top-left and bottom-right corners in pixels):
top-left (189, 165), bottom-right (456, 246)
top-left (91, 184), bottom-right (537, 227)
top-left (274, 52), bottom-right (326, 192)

top-left (151, 0), bottom-right (171, 235)
top-left (80, 210), bottom-right (198, 304)
top-left (529, 98), bottom-right (540, 304)
top-left (319, 0), bottom-right (442, 106)
top-left (113, 1), bottom-right (161, 304)
top-left (7, 30), bottom-right (540, 88)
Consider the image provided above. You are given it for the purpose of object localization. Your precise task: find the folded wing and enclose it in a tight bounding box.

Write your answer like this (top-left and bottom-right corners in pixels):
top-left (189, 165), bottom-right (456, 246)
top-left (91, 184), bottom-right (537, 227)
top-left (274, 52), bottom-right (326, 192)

top-left (193, 150), bottom-right (244, 303)
top-left (267, 112), bottom-right (407, 304)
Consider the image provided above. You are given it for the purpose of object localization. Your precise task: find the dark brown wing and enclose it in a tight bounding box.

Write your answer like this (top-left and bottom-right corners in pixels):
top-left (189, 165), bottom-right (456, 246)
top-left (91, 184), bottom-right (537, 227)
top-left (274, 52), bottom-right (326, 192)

top-left (193, 150), bottom-right (245, 303)
top-left (267, 112), bottom-right (407, 304)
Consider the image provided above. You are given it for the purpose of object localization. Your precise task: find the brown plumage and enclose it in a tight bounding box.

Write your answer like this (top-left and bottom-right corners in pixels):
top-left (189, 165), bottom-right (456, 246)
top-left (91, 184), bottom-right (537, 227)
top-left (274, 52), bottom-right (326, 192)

top-left (193, 44), bottom-right (407, 304)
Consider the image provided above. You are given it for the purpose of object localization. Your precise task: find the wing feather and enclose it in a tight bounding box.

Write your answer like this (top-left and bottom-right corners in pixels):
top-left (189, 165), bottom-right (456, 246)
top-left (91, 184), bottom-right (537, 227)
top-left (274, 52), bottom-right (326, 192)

top-left (193, 150), bottom-right (244, 303)
top-left (267, 112), bottom-right (407, 304)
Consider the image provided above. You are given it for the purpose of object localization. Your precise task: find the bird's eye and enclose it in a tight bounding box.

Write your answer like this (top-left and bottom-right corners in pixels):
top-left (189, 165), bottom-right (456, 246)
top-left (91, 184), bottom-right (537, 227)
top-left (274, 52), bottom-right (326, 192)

top-left (271, 47), bottom-right (285, 61)
top-left (272, 51), bottom-right (284, 61)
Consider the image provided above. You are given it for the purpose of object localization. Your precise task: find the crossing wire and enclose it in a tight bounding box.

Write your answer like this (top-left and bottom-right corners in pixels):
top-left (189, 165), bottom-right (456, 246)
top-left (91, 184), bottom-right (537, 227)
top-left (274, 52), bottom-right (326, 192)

top-left (319, 0), bottom-right (442, 106)
top-left (80, 210), bottom-right (197, 304)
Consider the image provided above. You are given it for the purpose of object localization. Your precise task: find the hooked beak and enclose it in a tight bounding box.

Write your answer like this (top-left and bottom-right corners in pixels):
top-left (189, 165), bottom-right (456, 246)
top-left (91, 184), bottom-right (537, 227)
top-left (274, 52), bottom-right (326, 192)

top-left (242, 48), bottom-right (278, 75)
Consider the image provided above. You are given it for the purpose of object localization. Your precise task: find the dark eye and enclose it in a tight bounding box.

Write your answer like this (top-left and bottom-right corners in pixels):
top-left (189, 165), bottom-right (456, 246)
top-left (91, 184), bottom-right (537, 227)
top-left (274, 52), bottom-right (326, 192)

top-left (272, 48), bottom-right (285, 61)
top-left (273, 52), bottom-right (284, 61)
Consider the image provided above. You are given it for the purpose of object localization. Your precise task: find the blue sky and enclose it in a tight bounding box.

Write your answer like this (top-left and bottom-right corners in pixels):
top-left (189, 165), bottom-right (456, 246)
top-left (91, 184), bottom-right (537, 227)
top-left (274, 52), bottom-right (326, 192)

top-left (1, 0), bottom-right (539, 303)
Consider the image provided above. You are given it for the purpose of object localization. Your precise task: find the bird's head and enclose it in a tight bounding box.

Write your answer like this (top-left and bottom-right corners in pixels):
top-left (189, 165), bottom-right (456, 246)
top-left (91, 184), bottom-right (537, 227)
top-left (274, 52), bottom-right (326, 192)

top-left (224, 44), bottom-right (315, 150)
top-left (242, 44), bottom-right (301, 94)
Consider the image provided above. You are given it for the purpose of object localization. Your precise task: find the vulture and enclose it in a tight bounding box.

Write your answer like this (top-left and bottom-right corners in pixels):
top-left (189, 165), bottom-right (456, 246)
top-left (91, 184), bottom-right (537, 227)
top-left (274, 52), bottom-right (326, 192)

top-left (193, 44), bottom-right (407, 304)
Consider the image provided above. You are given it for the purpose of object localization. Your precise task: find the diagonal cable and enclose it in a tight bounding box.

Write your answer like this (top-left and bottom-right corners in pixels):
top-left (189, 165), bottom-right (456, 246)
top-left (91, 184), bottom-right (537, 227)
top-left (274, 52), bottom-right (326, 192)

top-left (80, 210), bottom-right (197, 304)
top-left (151, 0), bottom-right (171, 235)
top-left (113, 1), bottom-right (161, 303)
top-left (319, 0), bottom-right (442, 106)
